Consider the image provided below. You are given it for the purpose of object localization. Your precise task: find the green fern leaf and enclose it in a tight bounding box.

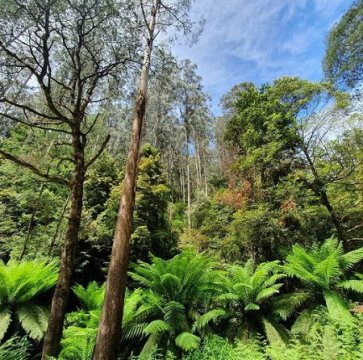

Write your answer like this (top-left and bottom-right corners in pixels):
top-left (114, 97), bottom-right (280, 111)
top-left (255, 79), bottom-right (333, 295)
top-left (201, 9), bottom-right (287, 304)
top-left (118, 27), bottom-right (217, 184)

top-left (193, 309), bottom-right (226, 331)
top-left (144, 320), bottom-right (170, 335)
top-left (175, 332), bottom-right (200, 351)
top-left (17, 304), bottom-right (49, 340)
top-left (338, 280), bottom-right (363, 293)
top-left (0, 307), bottom-right (11, 341)
top-left (244, 303), bottom-right (260, 311)
top-left (341, 247), bottom-right (363, 270)
top-left (323, 290), bottom-right (353, 324)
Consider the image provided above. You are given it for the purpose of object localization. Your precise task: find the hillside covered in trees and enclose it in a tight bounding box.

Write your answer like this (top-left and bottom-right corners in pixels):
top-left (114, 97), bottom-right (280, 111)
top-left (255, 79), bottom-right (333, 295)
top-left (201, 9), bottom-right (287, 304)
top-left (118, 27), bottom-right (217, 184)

top-left (0, 0), bottom-right (362, 359)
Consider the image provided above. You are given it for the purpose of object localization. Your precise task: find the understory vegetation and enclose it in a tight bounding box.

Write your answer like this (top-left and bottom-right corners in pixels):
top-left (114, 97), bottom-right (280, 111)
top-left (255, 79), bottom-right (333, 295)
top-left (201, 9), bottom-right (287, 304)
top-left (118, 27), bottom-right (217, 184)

top-left (0, 0), bottom-right (362, 359)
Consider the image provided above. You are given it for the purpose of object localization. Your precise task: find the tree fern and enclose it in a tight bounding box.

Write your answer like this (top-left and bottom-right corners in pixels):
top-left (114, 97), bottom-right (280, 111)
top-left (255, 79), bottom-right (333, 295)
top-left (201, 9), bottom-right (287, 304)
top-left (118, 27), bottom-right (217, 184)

top-left (284, 237), bottom-right (363, 323)
top-left (219, 259), bottom-right (304, 343)
top-left (129, 251), bottom-right (225, 355)
top-left (0, 260), bottom-right (57, 341)
top-left (59, 283), bottom-right (143, 360)
top-left (72, 282), bottom-right (104, 311)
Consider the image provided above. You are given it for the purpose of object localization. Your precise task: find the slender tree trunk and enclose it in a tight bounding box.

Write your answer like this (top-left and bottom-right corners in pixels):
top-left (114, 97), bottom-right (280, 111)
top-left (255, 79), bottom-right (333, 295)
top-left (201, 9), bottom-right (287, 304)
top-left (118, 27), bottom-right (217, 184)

top-left (194, 141), bottom-right (200, 189)
top-left (19, 183), bottom-right (46, 260)
top-left (49, 194), bottom-right (70, 257)
top-left (42, 132), bottom-right (85, 359)
top-left (319, 189), bottom-right (347, 248)
top-left (93, 2), bottom-right (159, 359)
top-left (204, 159), bottom-right (208, 197)
top-left (181, 161), bottom-right (186, 203)
top-left (196, 143), bottom-right (203, 188)
top-left (302, 145), bottom-right (348, 250)
top-left (186, 126), bottom-right (192, 234)
top-left (195, 156), bottom-right (199, 188)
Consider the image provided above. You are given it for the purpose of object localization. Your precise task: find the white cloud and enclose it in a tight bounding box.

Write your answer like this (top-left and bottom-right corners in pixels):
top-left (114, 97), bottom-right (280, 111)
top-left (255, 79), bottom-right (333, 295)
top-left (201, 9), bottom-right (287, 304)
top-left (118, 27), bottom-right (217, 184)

top-left (172, 0), bottom-right (354, 114)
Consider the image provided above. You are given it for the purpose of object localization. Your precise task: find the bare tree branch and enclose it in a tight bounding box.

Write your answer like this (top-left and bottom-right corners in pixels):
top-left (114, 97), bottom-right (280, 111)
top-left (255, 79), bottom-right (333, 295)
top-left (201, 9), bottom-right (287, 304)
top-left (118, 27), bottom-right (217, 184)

top-left (85, 134), bottom-right (110, 169)
top-left (0, 148), bottom-right (69, 186)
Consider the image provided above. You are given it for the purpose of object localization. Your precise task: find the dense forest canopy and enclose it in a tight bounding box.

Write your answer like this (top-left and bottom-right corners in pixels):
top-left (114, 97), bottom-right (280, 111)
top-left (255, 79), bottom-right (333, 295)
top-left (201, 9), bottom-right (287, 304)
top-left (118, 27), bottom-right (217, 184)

top-left (0, 0), bottom-right (362, 359)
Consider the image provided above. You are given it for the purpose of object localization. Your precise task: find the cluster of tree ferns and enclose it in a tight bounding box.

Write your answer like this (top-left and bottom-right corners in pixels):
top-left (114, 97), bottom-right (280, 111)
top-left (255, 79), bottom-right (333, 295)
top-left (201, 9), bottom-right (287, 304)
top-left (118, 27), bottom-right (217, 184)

top-left (0, 0), bottom-right (362, 359)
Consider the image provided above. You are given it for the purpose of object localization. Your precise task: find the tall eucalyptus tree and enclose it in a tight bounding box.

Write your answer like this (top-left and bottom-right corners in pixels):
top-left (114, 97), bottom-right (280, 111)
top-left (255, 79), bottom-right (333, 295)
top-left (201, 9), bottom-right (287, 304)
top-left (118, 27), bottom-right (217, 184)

top-left (0, 0), bottom-right (140, 357)
top-left (177, 59), bottom-right (211, 233)
top-left (93, 1), bottom-right (203, 358)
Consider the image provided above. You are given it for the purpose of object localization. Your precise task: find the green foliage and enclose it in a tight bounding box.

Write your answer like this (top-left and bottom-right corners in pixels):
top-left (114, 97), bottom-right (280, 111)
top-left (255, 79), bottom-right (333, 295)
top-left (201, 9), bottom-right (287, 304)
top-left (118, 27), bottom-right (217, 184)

top-left (59, 283), bottom-right (143, 360)
top-left (54, 245), bottom-right (363, 358)
top-left (222, 206), bottom-right (286, 262)
top-left (83, 152), bottom-right (120, 220)
top-left (323, 0), bottom-right (363, 88)
top-left (224, 82), bottom-right (299, 186)
top-left (129, 251), bottom-right (225, 355)
top-left (0, 125), bottom-right (70, 259)
top-left (183, 315), bottom-right (363, 360)
top-left (88, 144), bottom-right (177, 264)
top-left (284, 237), bottom-right (363, 323)
top-left (72, 282), bottom-right (105, 311)
top-left (0, 336), bottom-right (30, 360)
top-left (219, 260), bottom-right (305, 343)
top-left (0, 260), bottom-right (57, 342)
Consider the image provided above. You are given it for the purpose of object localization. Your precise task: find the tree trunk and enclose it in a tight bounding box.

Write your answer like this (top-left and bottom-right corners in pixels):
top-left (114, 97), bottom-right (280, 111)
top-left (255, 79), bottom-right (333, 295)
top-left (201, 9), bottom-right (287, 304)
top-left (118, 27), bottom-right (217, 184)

top-left (186, 125), bottom-right (192, 235)
top-left (42, 132), bottom-right (85, 359)
top-left (181, 162), bottom-right (186, 203)
top-left (19, 183), bottom-right (46, 260)
top-left (93, 2), bottom-right (159, 359)
top-left (204, 160), bottom-right (208, 197)
top-left (49, 194), bottom-right (70, 257)
top-left (302, 145), bottom-right (348, 250)
top-left (319, 189), bottom-right (348, 250)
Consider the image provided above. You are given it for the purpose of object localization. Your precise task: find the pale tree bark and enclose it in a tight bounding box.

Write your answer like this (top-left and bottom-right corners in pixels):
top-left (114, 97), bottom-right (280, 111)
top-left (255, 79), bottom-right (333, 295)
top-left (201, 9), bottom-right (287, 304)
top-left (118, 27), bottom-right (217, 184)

top-left (203, 147), bottom-right (208, 197)
top-left (181, 161), bottom-right (186, 203)
top-left (93, 1), bottom-right (160, 359)
top-left (186, 122), bottom-right (192, 235)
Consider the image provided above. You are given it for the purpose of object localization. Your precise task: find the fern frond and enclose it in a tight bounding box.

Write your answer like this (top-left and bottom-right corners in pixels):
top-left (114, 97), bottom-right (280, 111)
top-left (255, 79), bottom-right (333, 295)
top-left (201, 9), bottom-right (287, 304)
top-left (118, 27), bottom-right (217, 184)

top-left (0, 307), bottom-right (11, 341)
top-left (323, 290), bottom-right (353, 324)
top-left (338, 280), bottom-right (363, 293)
top-left (314, 253), bottom-right (341, 286)
top-left (261, 316), bottom-right (289, 344)
top-left (17, 304), bottom-right (49, 340)
top-left (256, 284), bottom-right (282, 302)
top-left (341, 247), bottom-right (363, 270)
top-left (192, 309), bottom-right (226, 331)
top-left (244, 303), bottom-right (260, 311)
top-left (272, 292), bottom-right (309, 320)
top-left (73, 282), bottom-right (104, 310)
top-left (175, 332), bottom-right (200, 351)
top-left (144, 320), bottom-right (170, 335)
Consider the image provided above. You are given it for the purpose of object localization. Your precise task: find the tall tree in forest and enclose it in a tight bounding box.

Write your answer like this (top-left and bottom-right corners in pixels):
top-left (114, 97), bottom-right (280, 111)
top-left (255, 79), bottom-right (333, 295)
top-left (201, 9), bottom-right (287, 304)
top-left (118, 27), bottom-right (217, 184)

top-left (271, 77), bottom-right (355, 249)
top-left (224, 77), bottom-right (358, 251)
top-left (177, 59), bottom-right (211, 234)
top-left (93, 1), bottom-right (203, 359)
top-left (323, 0), bottom-right (363, 89)
top-left (224, 82), bottom-right (299, 191)
top-left (0, 1), bottom-right (139, 357)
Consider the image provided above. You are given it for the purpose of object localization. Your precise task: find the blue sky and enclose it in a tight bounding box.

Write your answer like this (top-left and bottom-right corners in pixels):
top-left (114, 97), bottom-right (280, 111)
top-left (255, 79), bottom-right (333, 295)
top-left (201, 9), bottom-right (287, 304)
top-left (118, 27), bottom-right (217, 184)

top-left (173, 0), bottom-right (355, 115)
